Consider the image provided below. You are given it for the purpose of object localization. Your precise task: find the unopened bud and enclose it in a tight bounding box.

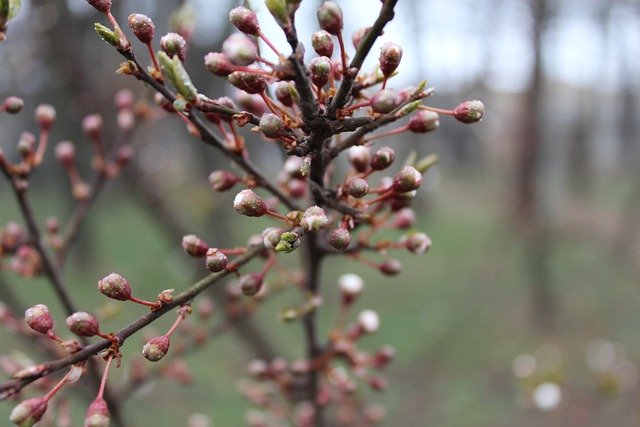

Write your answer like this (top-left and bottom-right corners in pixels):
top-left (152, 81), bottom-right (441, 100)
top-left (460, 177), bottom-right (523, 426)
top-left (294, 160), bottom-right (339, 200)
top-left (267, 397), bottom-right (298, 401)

top-left (82, 114), bottom-right (103, 139)
top-left (317, 1), bottom-right (343, 35)
top-left (275, 81), bottom-right (297, 107)
top-left (301, 206), bottom-right (328, 232)
top-left (348, 146), bottom-right (370, 173)
top-left (208, 170), bottom-right (238, 192)
top-left (338, 273), bottom-right (363, 304)
top-left (370, 146), bottom-right (395, 171)
top-left (371, 89), bottom-right (401, 114)
top-left (346, 178), bottom-right (369, 198)
top-left (404, 232), bottom-right (431, 254)
top-left (275, 231), bottom-right (301, 253)
top-left (379, 42), bottom-right (403, 77)
top-left (115, 145), bottom-right (134, 168)
top-left (392, 208), bottom-right (416, 229)
top-left (34, 104), bottom-right (56, 130)
top-left (453, 100), bottom-right (484, 124)
top-left (10, 397), bottom-right (48, 427)
top-left (261, 227), bottom-right (283, 249)
top-left (128, 13), bottom-right (155, 44)
top-left (86, 0), bottom-right (111, 13)
top-left (309, 56), bottom-right (332, 88)
top-left (329, 228), bottom-right (352, 251)
top-left (234, 189), bottom-right (268, 217)
top-left (17, 132), bottom-right (36, 158)
top-left (358, 309), bottom-right (379, 333)
top-left (392, 166), bottom-right (422, 193)
top-left (160, 32), bottom-right (186, 62)
top-left (379, 259), bottom-right (402, 276)
top-left (204, 52), bottom-right (235, 76)
top-left (311, 30), bottom-right (334, 57)
top-left (228, 71), bottom-right (267, 94)
top-left (66, 312), bottom-right (100, 337)
top-left (181, 234), bottom-right (209, 257)
top-left (205, 248), bottom-right (228, 273)
top-left (373, 346), bottom-right (395, 368)
top-left (142, 335), bottom-right (170, 361)
top-left (265, 0), bottom-right (291, 29)
top-left (408, 110), bottom-right (439, 133)
top-left (97, 273), bottom-right (132, 301)
top-left (229, 6), bottom-right (260, 36)
top-left (259, 113), bottom-right (285, 138)
top-left (223, 33), bottom-right (258, 66)
top-left (84, 397), bottom-right (110, 427)
top-left (25, 304), bottom-right (53, 334)
top-left (55, 141), bottom-right (75, 168)
top-left (3, 96), bottom-right (24, 114)
top-left (239, 273), bottom-right (263, 296)
top-left (352, 27), bottom-right (371, 49)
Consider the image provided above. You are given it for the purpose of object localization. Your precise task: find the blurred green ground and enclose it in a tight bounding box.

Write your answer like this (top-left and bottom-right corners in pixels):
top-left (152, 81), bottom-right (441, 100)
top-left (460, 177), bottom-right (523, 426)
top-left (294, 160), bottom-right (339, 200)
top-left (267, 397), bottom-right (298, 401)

top-left (1, 172), bottom-right (639, 426)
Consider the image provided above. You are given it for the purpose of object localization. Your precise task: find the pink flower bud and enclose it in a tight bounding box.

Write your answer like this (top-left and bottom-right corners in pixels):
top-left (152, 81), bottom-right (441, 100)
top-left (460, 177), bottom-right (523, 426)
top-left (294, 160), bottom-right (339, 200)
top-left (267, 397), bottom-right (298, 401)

top-left (142, 335), bottom-right (170, 361)
top-left (338, 273), bottom-right (363, 304)
top-left (379, 42), bottom-right (403, 77)
top-left (35, 104), bottom-right (56, 130)
top-left (10, 397), bottom-right (48, 427)
top-left (368, 376), bottom-right (387, 391)
top-left (205, 248), bottom-right (228, 273)
top-left (223, 33), bottom-right (258, 66)
top-left (228, 72), bottom-right (267, 94)
top-left (346, 178), bottom-right (369, 198)
top-left (392, 208), bottom-right (416, 229)
top-left (160, 32), bottom-right (187, 62)
top-left (128, 13), bottom-right (155, 44)
top-left (348, 146), bottom-right (370, 173)
top-left (114, 89), bottom-right (134, 110)
top-left (84, 397), bottom-right (110, 427)
top-left (352, 27), bottom-right (371, 49)
top-left (66, 312), bottom-right (100, 337)
top-left (408, 110), bottom-right (439, 133)
top-left (373, 346), bottom-right (395, 368)
top-left (234, 189), bottom-right (268, 217)
top-left (329, 228), bottom-right (352, 251)
top-left (370, 146), bottom-right (395, 171)
top-left (115, 145), bottom-right (134, 167)
top-left (97, 273), bottom-right (132, 301)
top-left (86, 0), bottom-right (111, 13)
top-left (181, 234), bottom-right (209, 258)
top-left (392, 166), bottom-right (422, 193)
top-left (453, 100), bottom-right (485, 123)
top-left (204, 52), bottom-right (235, 76)
top-left (236, 91), bottom-right (267, 116)
top-left (247, 358), bottom-right (269, 378)
top-left (379, 259), bottom-right (402, 276)
top-left (309, 56), bottom-right (332, 88)
top-left (259, 113), bottom-right (285, 138)
top-left (262, 227), bottom-right (283, 249)
top-left (300, 206), bottom-right (328, 232)
top-left (25, 304), bottom-right (53, 334)
top-left (3, 96), bottom-right (24, 114)
top-left (239, 273), bottom-right (264, 296)
top-left (82, 114), bottom-right (103, 139)
top-left (404, 232), bottom-right (431, 254)
top-left (358, 309), bottom-right (379, 333)
top-left (54, 141), bottom-right (76, 168)
top-left (229, 6), bottom-right (260, 36)
top-left (17, 132), bottom-right (36, 158)
top-left (275, 81), bottom-right (296, 107)
top-left (370, 89), bottom-right (402, 114)
top-left (317, 1), bottom-right (343, 35)
top-left (208, 170), bottom-right (238, 192)
top-left (311, 30), bottom-right (334, 57)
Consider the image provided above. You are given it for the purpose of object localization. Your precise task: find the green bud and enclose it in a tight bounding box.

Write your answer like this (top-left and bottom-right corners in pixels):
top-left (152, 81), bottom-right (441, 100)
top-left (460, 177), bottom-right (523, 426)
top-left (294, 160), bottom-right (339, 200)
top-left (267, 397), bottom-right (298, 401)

top-left (157, 51), bottom-right (198, 103)
top-left (265, 0), bottom-right (290, 29)
top-left (395, 100), bottom-right (421, 118)
top-left (94, 23), bottom-right (119, 47)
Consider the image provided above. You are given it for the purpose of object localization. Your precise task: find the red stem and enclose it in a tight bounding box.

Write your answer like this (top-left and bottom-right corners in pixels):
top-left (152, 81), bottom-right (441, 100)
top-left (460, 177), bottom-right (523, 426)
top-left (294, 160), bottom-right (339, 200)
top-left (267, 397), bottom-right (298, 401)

top-left (146, 43), bottom-right (161, 73)
top-left (419, 105), bottom-right (454, 116)
top-left (97, 356), bottom-right (113, 399)
top-left (336, 32), bottom-right (348, 75)
top-left (128, 295), bottom-right (159, 308)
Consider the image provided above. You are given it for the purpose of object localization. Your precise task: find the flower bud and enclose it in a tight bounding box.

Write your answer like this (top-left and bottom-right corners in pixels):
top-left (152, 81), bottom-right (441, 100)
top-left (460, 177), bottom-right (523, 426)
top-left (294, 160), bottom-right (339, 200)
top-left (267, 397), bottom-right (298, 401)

top-left (128, 13), bottom-right (155, 44)
top-left (204, 52), bottom-right (235, 76)
top-left (373, 346), bottom-right (395, 369)
top-left (234, 189), bottom-right (268, 217)
top-left (265, 0), bottom-right (291, 29)
top-left (239, 273), bottom-right (263, 296)
top-left (236, 91), bottom-right (267, 115)
top-left (55, 141), bottom-right (75, 168)
top-left (338, 273), bottom-right (363, 304)
top-left (66, 312), bottom-right (100, 337)
top-left (329, 228), bottom-right (351, 251)
top-left (160, 32), bottom-right (186, 62)
top-left (142, 335), bottom-right (170, 361)
top-left (368, 376), bottom-right (387, 391)
top-left (86, 0), bottom-right (111, 13)
top-left (84, 397), bottom-right (110, 427)
top-left (352, 27), bottom-right (371, 49)
top-left (114, 89), bottom-right (134, 110)
top-left (392, 208), bottom-right (416, 229)
top-left (25, 304), bottom-right (53, 334)
top-left (317, 1), bottom-right (343, 35)
top-left (348, 146), bottom-right (370, 173)
top-left (408, 110), bottom-right (439, 133)
top-left (82, 114), bottom-right (103, 139)
top-left (97, 273), bottom-right (132, 301)
top-left (346, 178), bottom-right (369, 198)
top-left (275, 81), bottom-right (296, 107)
top-left (379, 259), bottom-right (402, 276)
top-left (392, 166), bottom-right (422, 193)
top-left (228, 72), bottom-right (267, 95)
top-left (404, 232), bottom-right (431, 255)
top-left (370, 146), bottom-right (395, 171)
top-left (261, 227), bottom-right (283, 249)
top-left (3, 96), bottom-right (24, 114)
top-left (229, 6), bottom-right (260, 36)
top-left (259, 113), bottom-right (285, 138)
top-left (309, 56), bottom-right (332, 88)
top-left (453, 100), bottom-right (485, 123)
top-left (300, 205), bottom-right (328, 232)
top-left (358, 309), bottom-right (379, 334)
top-left (10, 397), bottom-right (48, 427)
top-left (205, 248), bottom-right (228, 273)
top-left (208, 170), bottom-right (238, 192)
top-left (370, 89), bottom-right (402, 114)
top-left (379, 42), bottom-right (403, 77)
top-left (275, 231), bottom-right (302, 253)
top-left (17, 132), bottom-right (36, 158)
top-left (223, 33), bottom-right (258, 66)
top-left (181, 234), bottom-right (209, 257)
top-left (34, 104), bottom-right (56, 130)
top-left (311, 30), bottom-right (334, 57)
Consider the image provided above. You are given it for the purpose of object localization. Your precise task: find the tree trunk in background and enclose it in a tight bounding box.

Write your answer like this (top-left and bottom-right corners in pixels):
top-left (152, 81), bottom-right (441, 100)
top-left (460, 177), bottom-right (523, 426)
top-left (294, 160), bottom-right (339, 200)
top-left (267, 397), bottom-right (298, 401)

top-left (514, 0), bottom-right (554, 334)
